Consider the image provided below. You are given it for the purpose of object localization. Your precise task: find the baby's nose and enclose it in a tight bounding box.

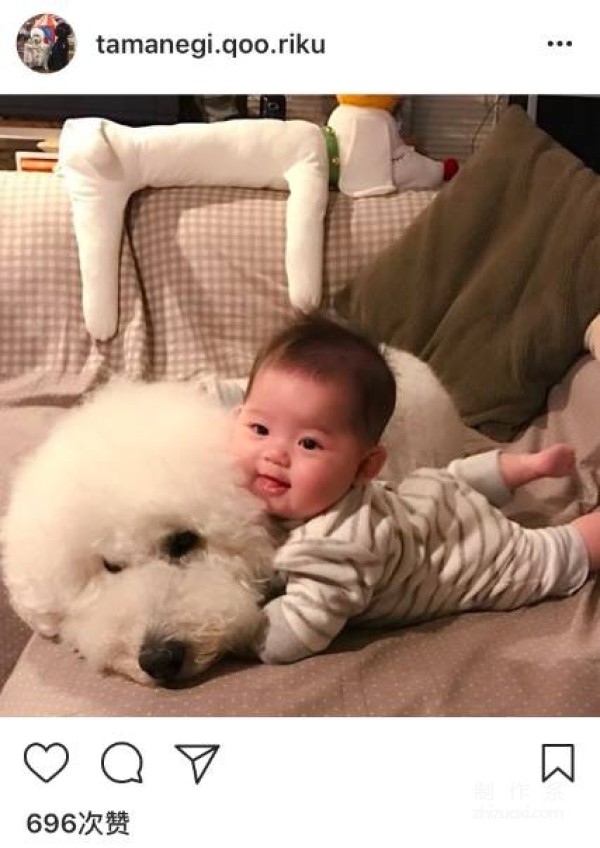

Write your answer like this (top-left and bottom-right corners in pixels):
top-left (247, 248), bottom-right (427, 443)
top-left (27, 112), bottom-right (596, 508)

top-left (265, 443), bottom-right (290, 467)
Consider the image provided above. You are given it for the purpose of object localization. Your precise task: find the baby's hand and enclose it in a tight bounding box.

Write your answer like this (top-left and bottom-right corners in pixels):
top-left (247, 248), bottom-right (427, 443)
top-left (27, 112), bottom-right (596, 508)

top-left (251, 599), bottom-right (314, 664)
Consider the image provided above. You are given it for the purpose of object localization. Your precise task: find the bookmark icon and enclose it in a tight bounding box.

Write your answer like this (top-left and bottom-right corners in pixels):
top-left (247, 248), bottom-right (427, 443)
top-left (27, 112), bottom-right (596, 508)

top-left (174, 744), bottom-right (220, 785)
top-left (541, 744), bottom-right (575, 783)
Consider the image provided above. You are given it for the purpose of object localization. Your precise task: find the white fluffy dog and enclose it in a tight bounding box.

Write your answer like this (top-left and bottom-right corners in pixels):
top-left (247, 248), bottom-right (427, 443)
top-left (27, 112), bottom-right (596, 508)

top-left (2, 381), bottom-right (276, 685)
top-left (1, 353), bottom-right (464, 686)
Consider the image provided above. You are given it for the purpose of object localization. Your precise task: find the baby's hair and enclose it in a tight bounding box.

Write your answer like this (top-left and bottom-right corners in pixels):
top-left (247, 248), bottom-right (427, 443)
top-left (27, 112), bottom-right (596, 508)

top-left (245, 312), bottom-right (396, 444)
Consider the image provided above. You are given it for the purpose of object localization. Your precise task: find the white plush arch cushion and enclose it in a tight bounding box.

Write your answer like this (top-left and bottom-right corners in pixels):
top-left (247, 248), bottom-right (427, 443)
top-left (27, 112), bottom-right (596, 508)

top-left (58, 118), bottom-right (330, 340)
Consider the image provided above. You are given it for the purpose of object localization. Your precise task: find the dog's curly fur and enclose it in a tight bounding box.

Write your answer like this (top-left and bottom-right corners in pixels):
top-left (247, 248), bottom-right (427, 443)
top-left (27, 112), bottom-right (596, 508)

top-left (2, 381), bottom-right (275, 685)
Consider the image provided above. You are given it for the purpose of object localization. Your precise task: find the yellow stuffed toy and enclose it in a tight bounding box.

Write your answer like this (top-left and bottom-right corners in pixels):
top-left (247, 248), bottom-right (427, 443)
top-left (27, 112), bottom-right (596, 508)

top-left (328, 95), bottom-right (459, 197)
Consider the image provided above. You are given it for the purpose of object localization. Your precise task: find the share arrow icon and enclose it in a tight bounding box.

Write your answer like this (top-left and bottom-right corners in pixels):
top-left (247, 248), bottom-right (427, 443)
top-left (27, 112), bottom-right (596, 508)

top-left (174, 744), bottom-right (220, 785)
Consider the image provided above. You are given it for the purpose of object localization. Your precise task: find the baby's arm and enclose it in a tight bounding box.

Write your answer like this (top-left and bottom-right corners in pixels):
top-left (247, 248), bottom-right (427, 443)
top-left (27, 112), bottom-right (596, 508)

top-left (253, 544), bottom-right (374, 664)
top-left (252, 600), bottom-right (307, 664)
top-left (254, 575), bottom-right (355, 664)
top-left (254, 592), bottom-right (333, 664)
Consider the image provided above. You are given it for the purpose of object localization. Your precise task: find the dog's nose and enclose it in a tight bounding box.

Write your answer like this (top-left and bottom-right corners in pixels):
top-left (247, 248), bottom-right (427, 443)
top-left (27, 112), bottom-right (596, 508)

top-left (138, 639), bottom-right (186, 681)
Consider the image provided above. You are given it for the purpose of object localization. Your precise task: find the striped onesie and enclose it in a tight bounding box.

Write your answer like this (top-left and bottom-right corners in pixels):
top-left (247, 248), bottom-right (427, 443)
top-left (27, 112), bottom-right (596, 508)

top-left (255, 450), bottom-right (589, 664)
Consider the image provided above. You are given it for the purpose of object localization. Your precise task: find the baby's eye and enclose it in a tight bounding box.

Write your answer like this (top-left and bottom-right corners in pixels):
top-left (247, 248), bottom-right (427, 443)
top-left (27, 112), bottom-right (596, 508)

top-left (250, 423), bottom-right (269, 436)
top-left (299, 437), bottom-right (322, 451)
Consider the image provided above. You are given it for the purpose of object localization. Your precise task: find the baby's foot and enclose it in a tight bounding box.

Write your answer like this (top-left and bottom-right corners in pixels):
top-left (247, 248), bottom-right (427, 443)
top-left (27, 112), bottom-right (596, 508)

top-left (529, 444), bottom-right (576, 478)
top-left (500, 444), bottom-right (576, 490)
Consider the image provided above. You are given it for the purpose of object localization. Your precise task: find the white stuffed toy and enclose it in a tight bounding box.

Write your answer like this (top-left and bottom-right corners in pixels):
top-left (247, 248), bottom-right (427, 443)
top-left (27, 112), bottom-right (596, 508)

top-left (327, 95), bottom-right (459, 197)
top-left (58, 96), bottom-right (458, 341)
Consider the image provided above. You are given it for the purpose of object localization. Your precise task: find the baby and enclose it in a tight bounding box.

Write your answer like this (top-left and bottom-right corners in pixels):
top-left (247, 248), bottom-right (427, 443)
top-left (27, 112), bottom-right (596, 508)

top-left (230, 313), bottom-right (600, 664)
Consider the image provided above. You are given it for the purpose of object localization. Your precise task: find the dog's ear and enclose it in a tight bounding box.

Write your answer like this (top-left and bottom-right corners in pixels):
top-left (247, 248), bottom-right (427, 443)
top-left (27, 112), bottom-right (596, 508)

top-left (1, 518), bottom-right (74, 639)
top-left (24, 610), bottom-right (64, 638)
top-left (3, 581), bottom-right (64, 637)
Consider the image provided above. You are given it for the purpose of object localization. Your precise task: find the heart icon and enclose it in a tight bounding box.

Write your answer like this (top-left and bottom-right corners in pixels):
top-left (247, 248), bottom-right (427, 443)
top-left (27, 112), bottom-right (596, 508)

top-left (24, 743), bottom-right (69, 783)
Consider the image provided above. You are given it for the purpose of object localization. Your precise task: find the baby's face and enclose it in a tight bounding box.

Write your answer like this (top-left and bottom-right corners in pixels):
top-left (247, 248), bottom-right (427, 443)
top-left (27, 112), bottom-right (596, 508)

top-left (231, 366), bottom-right (371, 520)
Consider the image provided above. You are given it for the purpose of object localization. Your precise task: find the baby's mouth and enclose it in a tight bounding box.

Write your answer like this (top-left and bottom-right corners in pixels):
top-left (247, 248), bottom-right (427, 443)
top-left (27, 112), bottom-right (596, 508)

top-left (254, 474), bottom-right (290, 497)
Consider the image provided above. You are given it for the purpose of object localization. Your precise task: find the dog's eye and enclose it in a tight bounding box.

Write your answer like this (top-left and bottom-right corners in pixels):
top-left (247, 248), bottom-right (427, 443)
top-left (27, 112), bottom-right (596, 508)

top-left (103, 558), bottom-right (123, 574)
top-left (163, 530), bottom-right (204, 560)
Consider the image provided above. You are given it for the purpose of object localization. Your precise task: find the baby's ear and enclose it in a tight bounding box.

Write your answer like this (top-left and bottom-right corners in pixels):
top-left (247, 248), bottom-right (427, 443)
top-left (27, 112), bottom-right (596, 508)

top-left (357, 445), bottom-right (387, 481)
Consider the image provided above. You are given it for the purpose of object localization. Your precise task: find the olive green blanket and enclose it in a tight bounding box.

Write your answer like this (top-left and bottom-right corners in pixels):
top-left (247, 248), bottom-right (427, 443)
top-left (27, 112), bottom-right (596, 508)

top-left (344, 105), bottom-right (600, 440)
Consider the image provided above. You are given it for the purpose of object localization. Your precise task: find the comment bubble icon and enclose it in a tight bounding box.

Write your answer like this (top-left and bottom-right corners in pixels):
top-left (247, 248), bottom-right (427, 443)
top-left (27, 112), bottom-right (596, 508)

top-left (101, 742), bottom-right (144, 784)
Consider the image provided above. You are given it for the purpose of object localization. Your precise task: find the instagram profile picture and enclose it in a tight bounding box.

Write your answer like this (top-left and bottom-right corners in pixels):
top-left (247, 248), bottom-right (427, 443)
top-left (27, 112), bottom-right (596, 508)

top-left (17, 13), bottom-right (76, 73)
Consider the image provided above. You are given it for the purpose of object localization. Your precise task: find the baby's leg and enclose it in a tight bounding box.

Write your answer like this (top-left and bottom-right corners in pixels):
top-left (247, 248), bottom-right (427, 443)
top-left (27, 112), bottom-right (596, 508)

top-left (499, 444), bottom-right (575, 491)
top-left (571, 512), bottom-right (600, 572)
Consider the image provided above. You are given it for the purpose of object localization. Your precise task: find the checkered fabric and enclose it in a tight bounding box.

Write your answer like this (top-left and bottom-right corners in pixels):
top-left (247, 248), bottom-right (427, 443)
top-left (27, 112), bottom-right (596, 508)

top-left (0, 172), bottom-right (435, 404)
